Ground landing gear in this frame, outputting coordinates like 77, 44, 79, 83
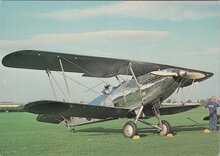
67, 125, 75, 133
154, 105, 171, 135
63, 117, 75, 133
123, 121, 137, 138
158, 120, 171, 136
122, 103, 172, 138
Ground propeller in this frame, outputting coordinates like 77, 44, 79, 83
151, 70, 205, 80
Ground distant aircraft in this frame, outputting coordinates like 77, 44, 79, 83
2, 50, 213, 138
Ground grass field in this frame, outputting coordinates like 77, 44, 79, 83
0, 107, 219, 156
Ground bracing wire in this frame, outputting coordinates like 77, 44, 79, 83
55, 71, 114, 103
62, 56, 109, 85
50, 72, 71, 102
61, 56, 131, 95
56, 71, 103, 96
84, 81, 104, 93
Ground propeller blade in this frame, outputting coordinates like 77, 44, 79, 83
150, 71, 178, 77
184, 72, 206, 79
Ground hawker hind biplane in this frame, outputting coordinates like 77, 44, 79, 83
2, 50, 213, 138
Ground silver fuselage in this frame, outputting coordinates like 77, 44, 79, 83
90, 74, 179, 109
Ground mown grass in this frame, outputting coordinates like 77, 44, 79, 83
0, 107, 219, 156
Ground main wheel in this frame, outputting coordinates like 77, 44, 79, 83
123, 121, 137, 138
158, 120, 171, 136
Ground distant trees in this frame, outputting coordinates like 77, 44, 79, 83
164, 98, 211, 104
199, 99, 208, 105
165, 99, 193, 104
0, 105, 24, 112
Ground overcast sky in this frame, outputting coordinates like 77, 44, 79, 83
0, 1, 219, 103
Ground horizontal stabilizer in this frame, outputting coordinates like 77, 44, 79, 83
37, 114, 63, 124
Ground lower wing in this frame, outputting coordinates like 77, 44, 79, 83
25, 100, 135, 123
25, 101, 200, 124
159, 104, 200, 115
143, 104, 200, 118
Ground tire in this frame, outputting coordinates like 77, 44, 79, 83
123, 121, 137, 138
158, 120, 171, 136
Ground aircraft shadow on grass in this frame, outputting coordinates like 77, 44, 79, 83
77, 127, 149, 137
171, 124, 208, 132
77, 127, 122, 134
76, 123, 209, 137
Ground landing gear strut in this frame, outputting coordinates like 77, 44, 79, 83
64, 117, 75, 133
123, 63, 171, 138
123, 105, 143, 138
122, 103, 172, 138
153, 105, 171, 136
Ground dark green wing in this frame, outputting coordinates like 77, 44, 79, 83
159, 104, 200, 115
25, 100, 135, 119
143, 104, 200, 117
2, 50, 159, 77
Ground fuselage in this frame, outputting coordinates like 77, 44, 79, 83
89, 73, 179, 109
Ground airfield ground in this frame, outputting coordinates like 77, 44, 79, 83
0, 107, 219, 156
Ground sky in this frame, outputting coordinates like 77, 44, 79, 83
0, 1, 219, 103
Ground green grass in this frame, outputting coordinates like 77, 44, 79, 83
0, 107, 219, 156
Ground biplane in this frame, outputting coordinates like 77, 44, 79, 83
2, 50, 213, 138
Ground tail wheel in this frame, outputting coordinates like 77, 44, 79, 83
123, 121, 137, 138
158, 120, 171, 136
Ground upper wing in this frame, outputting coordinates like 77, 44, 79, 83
2, 50, 213, 81
2, 50, 158, 77
25, 100, 135, 119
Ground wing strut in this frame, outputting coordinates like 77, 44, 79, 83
58, 58, 72, 102
129, 62, 140, 88
171, 79, 197, 105
47, 70, 71, 102
46, 69, 58, 100
128, 62, 144, 123
183, 79, 195, 105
